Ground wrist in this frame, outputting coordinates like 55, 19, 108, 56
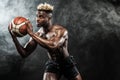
28, 31, 34, 36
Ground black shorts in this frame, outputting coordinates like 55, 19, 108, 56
45, 56, 79, 79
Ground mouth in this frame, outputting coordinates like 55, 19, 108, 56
36, 23, 41, 27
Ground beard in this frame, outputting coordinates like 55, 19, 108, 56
37, 23, 41, 27
37, 21, 49, 28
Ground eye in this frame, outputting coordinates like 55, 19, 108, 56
36, 14, 39, 17
37, 15, 45, 18
39, 15, 43, 18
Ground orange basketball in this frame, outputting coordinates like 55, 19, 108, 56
10, 16, 29, 37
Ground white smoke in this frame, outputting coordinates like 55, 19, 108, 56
0, 0, 57, 55
0, 0, 37, 54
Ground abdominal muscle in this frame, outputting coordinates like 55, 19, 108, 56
38, 27, 69, 61
47, 40, 70, 61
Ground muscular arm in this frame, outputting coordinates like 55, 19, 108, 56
12, 37, 37, 58
8, 23, 41, 58
27, 25, 68, 49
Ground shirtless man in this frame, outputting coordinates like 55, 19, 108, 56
8, 3, 82, 80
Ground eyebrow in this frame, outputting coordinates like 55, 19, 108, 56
36, 11, 48, 16
37, 11, 46, 14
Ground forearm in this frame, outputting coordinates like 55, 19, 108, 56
28, 32, 57, 49
9, 25, 29, 58
12, 37, 27, 58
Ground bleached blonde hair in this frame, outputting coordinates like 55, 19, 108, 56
37, 3, 54, 11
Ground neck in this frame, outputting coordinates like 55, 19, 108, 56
43, 20, 52, 33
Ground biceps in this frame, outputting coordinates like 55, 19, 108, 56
51, 31, 68, 46
57, 37, 66, 45
51, 36, 67, 47
24, 38, 37, 53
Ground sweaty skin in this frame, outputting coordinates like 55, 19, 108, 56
27, 23, 69, 61
8, 10, 82, 80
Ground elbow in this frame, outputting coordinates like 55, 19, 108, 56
48, 42, 60, 49
18, 51, 29, 58
20, 54, 28, 58
48, 45, 58, 49
43, 41, 60, 49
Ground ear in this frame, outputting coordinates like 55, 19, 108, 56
48, 16, 51, 21
48, 13, 52, 19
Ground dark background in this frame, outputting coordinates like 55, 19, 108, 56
0, 0, 120, 80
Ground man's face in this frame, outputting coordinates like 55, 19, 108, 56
36, 11, 49, 27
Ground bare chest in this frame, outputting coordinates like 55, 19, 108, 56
45, 32, 56, 39
37, 27, 57, 40
38, 30, 56, 40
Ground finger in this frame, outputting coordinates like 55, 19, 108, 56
8, 23, 12, 31
26, 18, 29, 20
25, 20, 30, 24
9, 23, 12, 30
27, 22, 33, 28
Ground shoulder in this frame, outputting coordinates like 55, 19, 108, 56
52, 24, 68, 37
52, 24, 68, 33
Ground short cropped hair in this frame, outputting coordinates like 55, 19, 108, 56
37, 3, 54, 12
37, 3, 54, 18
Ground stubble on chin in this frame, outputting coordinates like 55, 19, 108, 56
37, 23, 41, 27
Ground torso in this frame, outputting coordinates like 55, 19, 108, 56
37, 25, 69, 61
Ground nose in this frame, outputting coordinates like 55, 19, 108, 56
36, 18, 39, 23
